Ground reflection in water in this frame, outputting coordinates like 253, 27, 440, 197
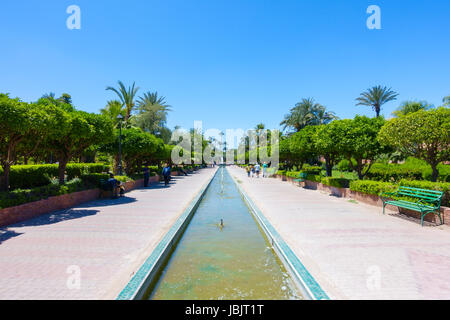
148, 167, 301, 300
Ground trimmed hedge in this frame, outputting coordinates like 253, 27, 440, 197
365, 162, 450, 182
286, 171, 301, 178
0, 163, 111, 190
350, 179, 449, 206
349, 180, 396, 196
0, 178, 86, 209
301, 166, 322, 175
321, 177, 351, 189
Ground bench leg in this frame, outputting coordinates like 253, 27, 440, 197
436, 211, 443, 226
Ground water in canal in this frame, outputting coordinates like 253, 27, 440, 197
147, 167, 301, 300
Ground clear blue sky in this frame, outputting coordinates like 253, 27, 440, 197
1, 0, 449, 133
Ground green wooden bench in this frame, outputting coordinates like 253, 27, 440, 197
293, 172, 308, 185
380, 186, 444, 226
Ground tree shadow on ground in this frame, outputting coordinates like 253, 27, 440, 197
0, 228, 23, 244
12, 208, 101, 228
80, 195, 138, 208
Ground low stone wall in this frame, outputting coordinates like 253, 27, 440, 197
272, 173, 450, 226
0, 176, 160, 228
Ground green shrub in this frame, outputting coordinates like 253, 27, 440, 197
321, 177, 351, 188
301, 166, 322, 175
349, 180, 396, 196
66, 163, 110, 179
80, 173, 110, 188
306, 174, 322, 183
0, 163, 111, 190
276, 170, 287, 176
336, 159, 357, 172
398, 179, 449, 206
365, 161, 449, 182
0, 182, 75, 209
286, 171, 301, 178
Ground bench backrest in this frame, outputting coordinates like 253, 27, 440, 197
397, 186, 443, 203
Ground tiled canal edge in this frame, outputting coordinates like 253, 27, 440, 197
228, 169, 330, 301
116, 169, 218, 300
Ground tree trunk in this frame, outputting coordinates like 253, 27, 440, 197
1, 163, 11, 191
58, 159, 69, 185
431, 163, 439, 182
325, 156, 333, 177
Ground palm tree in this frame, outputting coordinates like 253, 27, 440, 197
392, 100, 433, 117
356, 85, 399, 118
106, 81, 139, 122
100, 100, 126, 126
132, 91, 172, 136
280, 98, 336, 132
312, 105, 337, 125
443, 96, 450, 107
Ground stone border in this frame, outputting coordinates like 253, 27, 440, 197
0, 176, 160, 228
229, 169, 330, 301
272, 174, 450, 226
116, 169, 218, 300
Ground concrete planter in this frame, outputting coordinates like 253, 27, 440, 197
0, 189, 101, 228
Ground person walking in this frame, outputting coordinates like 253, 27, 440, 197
262, 162, 268, 178
162, 164, 171, 186
143, 166, 150, 187
255, 163, 261, 178
246, 165, 251, 177
250, 164, 255, 178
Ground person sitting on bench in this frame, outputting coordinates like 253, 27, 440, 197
107, 173, 124, 199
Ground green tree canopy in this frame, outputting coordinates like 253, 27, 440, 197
0, 94, 54, 190
280, 98, 336, 132
42, 107, 114, 184
339, 116, 388, 179
378, 107, 450, 181
392, 100, 433, 117
289, 125, 319, 169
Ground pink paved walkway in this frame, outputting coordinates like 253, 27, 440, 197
0, 168, 217, 300
228, 166, 450, 300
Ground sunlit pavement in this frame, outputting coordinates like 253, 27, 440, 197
0, 168, 217, 300
228, 166, 450, 300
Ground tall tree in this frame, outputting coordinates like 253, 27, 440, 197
133, 91, 172, 137
100, 100, 126, 126
43, 109, 114, 184
339, 116, 388, 179
443, 96, 450, 107
378, 107, 450, 182
392, 100, 432, 117
356, 86, 399, 118
0, 94, 53, 190
280, 98, 336, 132
106, 81, 139, 122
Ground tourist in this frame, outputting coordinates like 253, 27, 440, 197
262, 162, 268, 178
246, 165, 251, 177
255, 163, 261, 178
250, 164, 255, 177
162, 164, 171, 186
143, 166, 150, 187
107, 173, 120, 199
